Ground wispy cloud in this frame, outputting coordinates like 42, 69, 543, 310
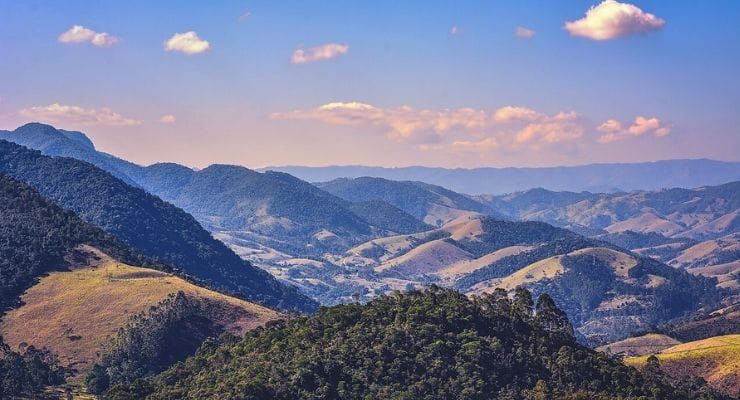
597, 116, 671, 143
19, 103, 140, 126
164, 31, 210, 55
564, 0, 665, 40
515, 27, 536, 39
58, 25, 119, 48
273, 102, 670, 153
159, 114, 176, 124
291, 43, 349, 64
238, 11, 252, 22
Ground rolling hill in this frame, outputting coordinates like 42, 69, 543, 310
0, 140, 316, 313
0, 245, 280, 375
626, 335, 740, 397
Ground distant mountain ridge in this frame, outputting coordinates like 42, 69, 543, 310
266, 160, 740, 195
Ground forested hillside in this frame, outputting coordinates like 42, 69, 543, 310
106, 287, 729, 400
0, 140, 316, 313
0, 173, 154, 312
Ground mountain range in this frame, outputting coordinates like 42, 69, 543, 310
267, 160, 740, 195
0, 122, 737, 397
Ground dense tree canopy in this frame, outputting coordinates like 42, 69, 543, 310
107, 287, 728, 399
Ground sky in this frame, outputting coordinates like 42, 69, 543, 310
0, 0, 739, 169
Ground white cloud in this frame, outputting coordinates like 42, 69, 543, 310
291, 43, 349, 64
564, 0, 665, 40
515, 27, 536, 39
18, 103, 140, 126
160, 114, 176, 124
58, 25, 119, 48
164, 31, 210, 55
598, 116, 671, 143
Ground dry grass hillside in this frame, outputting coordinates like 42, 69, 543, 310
597, 333, 682, 357
626, 335, 740, 396
0, 246, 281, 375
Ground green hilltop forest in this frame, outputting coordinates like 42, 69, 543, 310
106, 287, 729, 400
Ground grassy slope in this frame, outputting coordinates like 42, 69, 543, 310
597, 333, 682, 357
626, 335, 740, 396
0, 247, 280, 374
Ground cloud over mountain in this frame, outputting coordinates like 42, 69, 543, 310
598, 116, 671, 143
18, 103, 140, 127
272, 102, 669, 153
564, 0, 665, 40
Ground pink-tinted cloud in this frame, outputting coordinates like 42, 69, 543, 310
598, 116, 671, 143
291, 43, 349, 64
564, 0, 665, 40
159, 114, 176, 124
58, 25, 119, 48
515, 27, 536, 39
273, 102, 673, 155
18, 103, 140, 126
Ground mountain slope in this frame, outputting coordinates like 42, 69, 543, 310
0, 124, 430, 261
109, 287, 728, 400
317, 176, 501, 226
0, 140, 316, 312
0, 173, 155, 312
0, 246, 280, 375
135, 165, 380, 256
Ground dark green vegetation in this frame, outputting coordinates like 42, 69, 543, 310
1, 336, 65, 398
0, 139, 316, 312
87, 291, 242, 394
107, 287, 728, 400
0, 173, 154, 312
318, 176, 503, 225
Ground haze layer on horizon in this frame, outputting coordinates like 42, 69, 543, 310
1, 0, 738, 169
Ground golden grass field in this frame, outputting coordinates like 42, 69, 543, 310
0, 247, 280, 375
626, 334, 740, 396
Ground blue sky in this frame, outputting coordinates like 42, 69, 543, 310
1, 1, 738, 168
